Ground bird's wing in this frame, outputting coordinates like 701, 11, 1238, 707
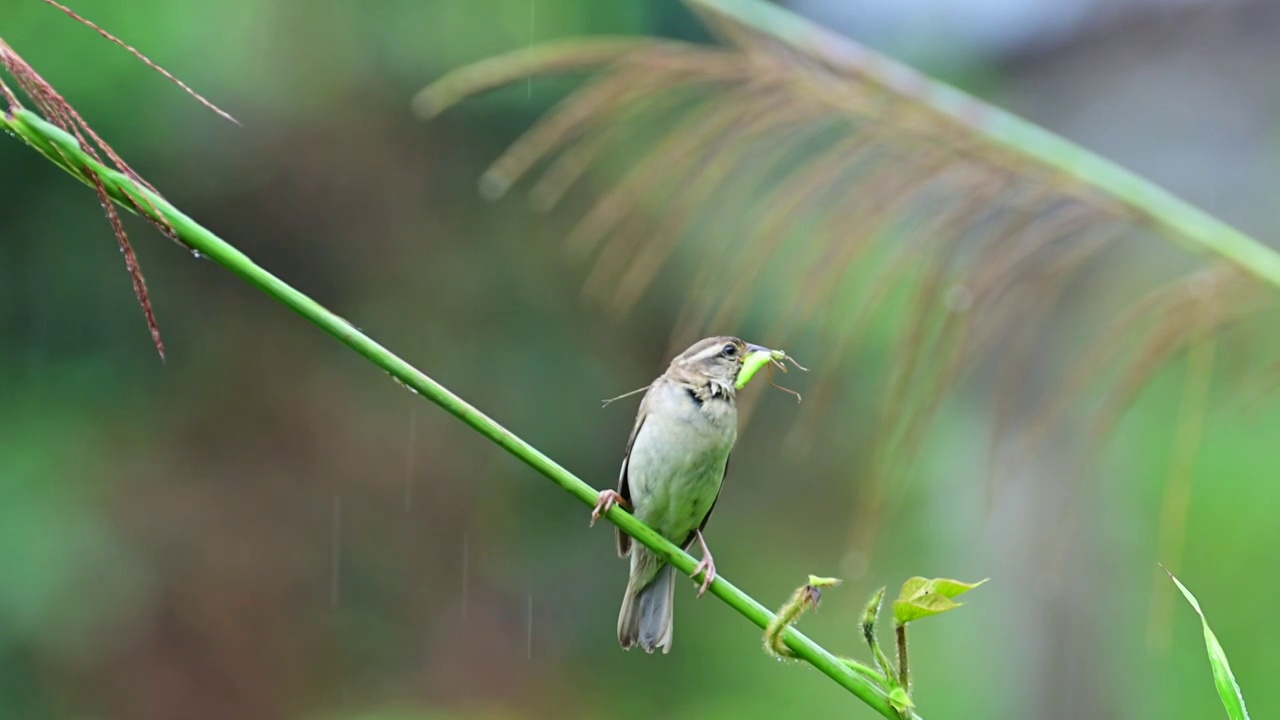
684, 452, 729, 550
614, 382, 653, 557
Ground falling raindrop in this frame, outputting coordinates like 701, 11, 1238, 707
392, 375, 421, 395
405, 408, 417, 511
526, 594, 534, 659
461, 532, 470, 620
331, 494, 343, 609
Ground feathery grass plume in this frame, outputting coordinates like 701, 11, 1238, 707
38, 0, 239, 126
1146, 335, 1215, 653
0, 3, 236, 359
1, 40, 165, 358
415, 0, 1280, 574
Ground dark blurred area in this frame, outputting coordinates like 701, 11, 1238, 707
2, 1, 1278, 719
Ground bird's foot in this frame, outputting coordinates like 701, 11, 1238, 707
692, 530, 716, 598
590, 489, 629, 527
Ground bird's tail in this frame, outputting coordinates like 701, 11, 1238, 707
616, 546, 675, 654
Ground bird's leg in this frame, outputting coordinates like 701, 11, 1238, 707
590, 489, 629, 527
692, 530, 717, 598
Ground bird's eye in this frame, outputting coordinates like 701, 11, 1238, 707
722, 343, 738, 357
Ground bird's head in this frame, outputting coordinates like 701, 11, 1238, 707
667, 336, 772, 395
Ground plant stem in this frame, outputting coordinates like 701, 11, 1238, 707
862, 587, 897, 683
867, 624, 897, 684
841, 658, 890, 688
0, 106, 919, 720
896, 623, 909, 690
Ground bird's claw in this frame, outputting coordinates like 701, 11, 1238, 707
693, 557, 716, 598
692, 530, 716, 598
590, 489, 629, 527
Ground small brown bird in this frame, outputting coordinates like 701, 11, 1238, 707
592, 336, 770, 654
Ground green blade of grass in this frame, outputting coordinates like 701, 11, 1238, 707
1162, 565, 1250, 720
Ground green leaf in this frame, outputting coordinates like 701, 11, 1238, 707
892, 577, 987, 625
888, 686, 915, 714
1163, 566, 1250, 720
926, 578, 987, 598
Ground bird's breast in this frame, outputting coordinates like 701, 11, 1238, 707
626, 382, 737, 540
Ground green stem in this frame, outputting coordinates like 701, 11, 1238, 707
896, 623, 909, 690
1, 106, 918, 720
862, 587, 898, 684
867, 623, 897, 684
841, 657, 890, 688
688, 0, 1280, 290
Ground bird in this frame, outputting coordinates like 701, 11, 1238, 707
590, 335, 771, 654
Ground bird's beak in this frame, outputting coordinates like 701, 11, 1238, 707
735, 344, 782, 389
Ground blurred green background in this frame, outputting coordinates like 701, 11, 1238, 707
3, 1, 1279, 718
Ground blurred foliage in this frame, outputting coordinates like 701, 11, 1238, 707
2, 1, 1279, 719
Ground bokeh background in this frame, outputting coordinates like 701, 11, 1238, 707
2, 1, 1279, 718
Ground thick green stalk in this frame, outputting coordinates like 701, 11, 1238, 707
688, 0, 1280, 289
1, 107, 915, 720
